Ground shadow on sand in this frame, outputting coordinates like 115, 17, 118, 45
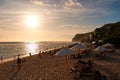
10, 69, 19, 80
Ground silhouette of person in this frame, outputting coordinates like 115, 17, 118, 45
39, 51, 42, 59
29, 53, 31, 57
17, 56, 21, 70
1, 56, 3, 62
94, 70, 102, 80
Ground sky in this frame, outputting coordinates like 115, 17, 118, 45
0, 0, 120, 42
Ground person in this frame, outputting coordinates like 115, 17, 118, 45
29, 53, 31, 57
88, 60, 93, 69
94, 70, 102, 80
39, 51, 42, 59
1, 56, 3, 62
17, 56, 21, 70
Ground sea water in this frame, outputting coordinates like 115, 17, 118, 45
0, 42, 72, 60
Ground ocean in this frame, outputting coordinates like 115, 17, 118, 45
0, 42, 73, 60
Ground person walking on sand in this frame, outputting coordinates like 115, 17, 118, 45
1, 56, 3, 62
17, 56, 21, 70
29, 53, 31, 57
39, 51, 42, 59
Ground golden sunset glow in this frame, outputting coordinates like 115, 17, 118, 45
0, 0, 119, 42
25, 15, 39, 28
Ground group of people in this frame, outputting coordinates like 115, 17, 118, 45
15, 51, 42, 70
70, 59, 108, 80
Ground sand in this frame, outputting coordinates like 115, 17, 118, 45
90, 49, 120, 80
0, 54, 75, 80
0, 49, 120, 80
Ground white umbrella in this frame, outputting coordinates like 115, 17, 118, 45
94, 46, 109, 52
103, 43, 114, 47
54, 48, 75, 65
71, 44, 86, 54
54, 48, 75, 56
103, 43, 115, 52
71, 44, 86, 50
81, 42, 91, 47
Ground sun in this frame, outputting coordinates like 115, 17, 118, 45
25, 15, 39, 28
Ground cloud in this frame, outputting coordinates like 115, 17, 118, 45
57, 24, 96, 33
31, 0, 57, 8
30, 0, 108, 16
58, 24, 85, 32
31, 0, 50, 6
103, 0, 118, 2
63, 0, 84, 10
59, 24, 80, 28
31, 0, 84, 9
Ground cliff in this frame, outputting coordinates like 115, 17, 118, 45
72, 21, 120, 47
72, 32, 92, 42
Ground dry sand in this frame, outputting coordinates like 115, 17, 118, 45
0, 49, 120, 80
89, 49, 120, 80
0, 54, 75, 80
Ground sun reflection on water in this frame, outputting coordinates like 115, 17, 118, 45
25, 42, 39, 55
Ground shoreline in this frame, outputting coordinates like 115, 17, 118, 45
0, 48, 120, 80
0, 42, 76, 64
0, 51, 75, 80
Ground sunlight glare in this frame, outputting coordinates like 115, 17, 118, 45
25, 42, 38, 55
25, 15, 39, 28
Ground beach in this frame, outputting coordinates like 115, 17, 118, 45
0, 53, 75, 80
0, 0, 120, 80
0, 49, 120, 80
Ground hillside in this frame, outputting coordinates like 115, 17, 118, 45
72, 21, 120, 47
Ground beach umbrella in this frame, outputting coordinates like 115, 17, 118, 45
103, 43, 114, 48
54, 48, 75, 65
54, 48, 75, 56
81, 42, 91, 47
103, 43, 115, 53
94, 46, 109, 52
94, 46, 110, 58
71, 44, 87, 54
71, 44, 86, 50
